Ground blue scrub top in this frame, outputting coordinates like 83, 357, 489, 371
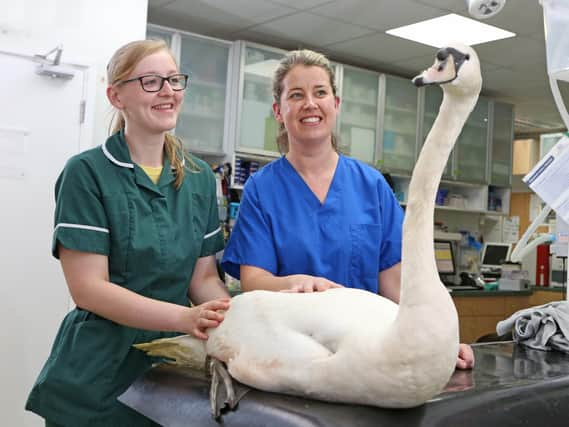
222, 155, 404, 293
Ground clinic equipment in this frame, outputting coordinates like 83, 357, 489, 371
480, 242, 512, 272
475, 0, 569, 300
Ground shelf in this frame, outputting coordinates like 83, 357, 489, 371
235, 148, 281, 160
385, 105, 416, 115
342, 97, 377, 107
182, 110, 224, 120
383, 129, 416, 138
400, 202, 501, 215
340, 117, 376, 128
187, 147, 225, 157
244, 72, 272, 85
192, 79, 225, 89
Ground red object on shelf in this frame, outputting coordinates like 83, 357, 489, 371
535, 244, 550, 287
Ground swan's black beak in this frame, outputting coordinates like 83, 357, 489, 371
412, 47, 470, 87
439, 47, 470, 74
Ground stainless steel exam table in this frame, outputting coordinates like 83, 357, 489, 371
119, 342, 569, 427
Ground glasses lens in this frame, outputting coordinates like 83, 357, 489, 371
140, 75, 161, 92
169, 74, 187, 91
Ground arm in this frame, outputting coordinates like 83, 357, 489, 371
188, 255, 230, 303
456, 343, 475, 370
378, 262, 401, 303
60, 246, 229, 340
240, 264, 342, 293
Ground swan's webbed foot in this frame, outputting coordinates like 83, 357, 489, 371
208, 356, 238, 419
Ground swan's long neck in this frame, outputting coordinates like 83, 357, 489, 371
399, 90, 479, 306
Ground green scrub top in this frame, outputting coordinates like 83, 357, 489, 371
26, 131, 224, 426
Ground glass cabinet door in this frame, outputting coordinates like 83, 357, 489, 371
422, 85, 452, 179
455, 98, 489, 183
381, 75, 418, 173
176, 34, 230, 155
490, 102, 514, 186
146, 26, 172, 45
237, 46, 284, 155
338, 67, 379, 164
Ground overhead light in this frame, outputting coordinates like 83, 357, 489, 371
386, 13, 515, 48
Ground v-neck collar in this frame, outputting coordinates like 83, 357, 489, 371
102, 130, 177, 196
282, 154, 342, 207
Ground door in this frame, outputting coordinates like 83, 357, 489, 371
0, 51, 88, 427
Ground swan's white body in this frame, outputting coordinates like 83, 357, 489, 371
138, 43, 482, 408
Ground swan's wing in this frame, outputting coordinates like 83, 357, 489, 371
208, 288, 398, 392
134, 334, 207, 370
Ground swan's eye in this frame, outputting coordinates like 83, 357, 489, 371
437, 64, 444, 72
465, 54, 470, 60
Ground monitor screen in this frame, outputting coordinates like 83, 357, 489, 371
481, 242, 511, 268
434, 240, 455, 275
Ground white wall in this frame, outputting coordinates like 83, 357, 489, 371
0, 0, 149, 150
0, 1, 148, 426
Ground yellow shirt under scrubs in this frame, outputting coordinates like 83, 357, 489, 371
26, 130, 224, 426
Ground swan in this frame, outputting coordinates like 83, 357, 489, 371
136, 42, 482, 411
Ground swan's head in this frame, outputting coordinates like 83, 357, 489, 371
412, 43, 482, 96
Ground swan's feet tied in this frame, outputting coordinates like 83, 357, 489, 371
208, 357, 238, 419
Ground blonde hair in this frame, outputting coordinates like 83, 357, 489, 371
107, 39, 198, 188
272, 49, 339, 154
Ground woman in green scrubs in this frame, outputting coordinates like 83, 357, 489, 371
26, 39, 230, 426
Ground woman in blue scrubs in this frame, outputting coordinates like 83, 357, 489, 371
26, 40, 230, 426
222, 49, 474, 369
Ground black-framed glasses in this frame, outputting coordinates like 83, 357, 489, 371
119, 73, 189, 92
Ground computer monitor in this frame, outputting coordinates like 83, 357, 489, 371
481, 242, 512, 270
434, 240, 455, 275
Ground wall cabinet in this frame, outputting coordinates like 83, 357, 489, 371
147, 26, 514, 214
232, 42, 285, 156
147, 25, 232, 156
455, 98, 489, 184
421, 87, 490, 184
378, 75, 418, 174
338, 66, 380, 164
490, 102, 514, 186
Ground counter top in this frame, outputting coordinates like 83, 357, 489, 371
449, 286, 566, 297
119, 342, 569, 427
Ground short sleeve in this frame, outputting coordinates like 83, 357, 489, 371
221, 177, 277, 279
52, 156, 110, 259
199, 169, 225, 257
378, 176, 404, 271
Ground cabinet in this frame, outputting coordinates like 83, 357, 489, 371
455, 98, 489, 184
146, 26, 173, 45
422, 85, 450, 178
378, 75, 419, 174
490, 102, 514, 186
146, 25, 232, 156
338, 66, 380, 164
232, 42, 285, 156
421, 87, 489, 184
453, 289, 564, 343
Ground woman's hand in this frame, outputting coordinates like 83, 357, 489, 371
456, 343, 475, 370
186, 298, 230, 340
282, 275, 343, 293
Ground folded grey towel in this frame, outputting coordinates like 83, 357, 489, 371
496, 301, 569, 353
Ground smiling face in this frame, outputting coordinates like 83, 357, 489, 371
107, 50, 184, 136
273, 65, 340, 149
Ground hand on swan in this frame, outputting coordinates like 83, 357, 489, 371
185, 298, 231, 340
456, 343, 475, 370
281, 274, 344, 293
